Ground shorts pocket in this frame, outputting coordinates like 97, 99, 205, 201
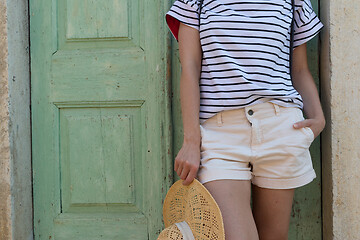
294, 108, 315, 143
303, 126, 315, 142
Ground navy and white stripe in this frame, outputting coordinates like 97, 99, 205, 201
166, 0, 323, 124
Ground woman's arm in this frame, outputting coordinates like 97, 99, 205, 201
291, 43, 326, 138
174, 22, 203, 185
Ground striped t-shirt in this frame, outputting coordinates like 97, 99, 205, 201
166, 0, 324, 124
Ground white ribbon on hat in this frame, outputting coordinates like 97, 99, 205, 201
175, 221, 195, 240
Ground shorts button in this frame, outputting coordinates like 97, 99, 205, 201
248, 109, 254, 115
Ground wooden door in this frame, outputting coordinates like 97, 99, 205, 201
30, 0, 172, 239
170, 0, 322, 239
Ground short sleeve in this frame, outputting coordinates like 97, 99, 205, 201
165, 0, 200, 41
293, 0, 324, 48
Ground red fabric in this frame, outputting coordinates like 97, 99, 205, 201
166, 14, 180, 41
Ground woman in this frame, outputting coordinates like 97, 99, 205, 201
165, 0, 325, 239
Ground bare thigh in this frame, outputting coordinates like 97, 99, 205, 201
252, 185, 295, 240
203, 180, 259, 240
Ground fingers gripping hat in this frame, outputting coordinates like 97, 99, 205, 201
157, 179, 225, 240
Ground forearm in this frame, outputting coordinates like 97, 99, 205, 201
180, 70, 201, 145
292, 69, 325, 122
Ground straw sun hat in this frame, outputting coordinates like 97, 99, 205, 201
157, 179, 225, 240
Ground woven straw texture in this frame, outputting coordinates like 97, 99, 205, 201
162, 179, 225, 240
157, 224, 184, 240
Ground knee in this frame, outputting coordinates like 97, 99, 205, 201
258, 230, 288, 240
256, 219, 289, 240
225, 231, 259, 240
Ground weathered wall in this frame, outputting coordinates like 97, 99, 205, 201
0, 0, 32, 239
0, 0, 12, 239
320, 0, 360, 239
7, 0, 33, 239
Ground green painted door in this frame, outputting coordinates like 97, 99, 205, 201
170, 0, 322, 239
30, 0, 172, 239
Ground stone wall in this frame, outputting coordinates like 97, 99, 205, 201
320, 0, 360, 239
0, 0, 32, 239
0, 0, 12, 239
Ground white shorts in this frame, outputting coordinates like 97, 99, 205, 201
196, 102, 316, 189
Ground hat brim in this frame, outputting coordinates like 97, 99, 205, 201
162, 179, 225, 239
157, 224, 183, 240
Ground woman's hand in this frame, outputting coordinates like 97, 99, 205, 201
293, 116, 326, 139
175, 140, 201, 186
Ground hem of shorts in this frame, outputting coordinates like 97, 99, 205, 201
197, 169, 252, 185
251, 169, 316, 190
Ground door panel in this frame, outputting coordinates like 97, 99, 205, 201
30, 0, 171, 239
57, 0, 141, 50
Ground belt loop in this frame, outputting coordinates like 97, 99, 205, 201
273, 103, 280, 115
217, 111, 223, 126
